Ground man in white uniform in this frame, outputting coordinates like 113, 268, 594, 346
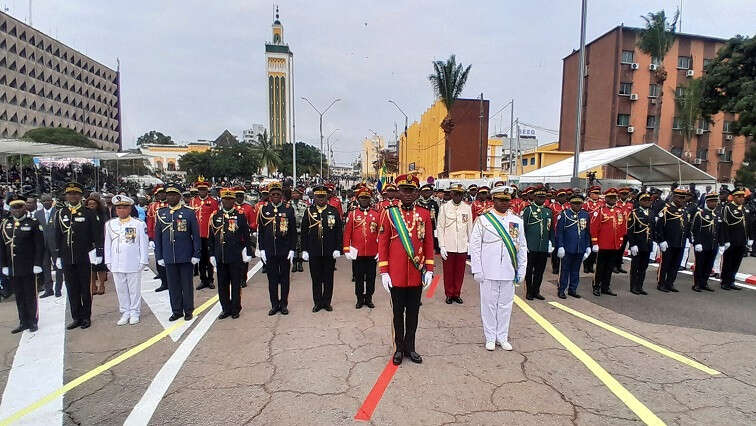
104, 195, 149, 325
469, 187, 527, 351
437, 183, 473, 304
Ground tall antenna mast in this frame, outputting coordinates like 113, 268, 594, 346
28, 0, 31, 26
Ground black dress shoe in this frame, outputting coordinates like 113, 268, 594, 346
592, 288, 601, 297
365, 300, 375, 309
11, 325, 28, 334
668, 287, 679, 292
280, 306, 289, 315
268, 306, 279, 315
324, 305, 333, 312
445, 297, 453, 304
218, 312, 231, 320
601, 290, 617, 296
630, 289, 640, 295
692, 286, 702, 292
231, 313, 240, 319
312, 305, 321, 313
702, 286, 714, 292
207, 283, 215, 289
40, 291, 54, 298
55, 290, 62, 297
720, 284, 731, 290
558, 293, 567, 299
568, 291, 581, 298
392, 351, 403, 365
184, 313, 193, 321
241, 282, 247, 288
406, 351, 423, 364
80, 320, 91, 329
154, 286, 168, 292
526, 295, 534, 300
657, 285, 669, 292
66, 320, 82, 330
616, 267, 628, 274
355, 301, 363, 309
454, 297, 464, 304
731, 285, 742, 290
169, 313, 182, 321
196, 282, 209, 290
153, 275, 160, 280
678, 266, 686, 271
28, 324, 38, 332
639, 289, 648, 295
534, 294, 545, 300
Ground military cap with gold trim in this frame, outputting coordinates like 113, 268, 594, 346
112, 194, 135, 206
478, 185, 490, 194
556, 189, 568, 196
569, 193, 585, 203
220, 187, 236, 199
313, 185, 328, 196
449, 183, 465, 193
356, 186, 372, 198
732, 188, 746, 196
165, 183, 183, 194
468, 184, 478, 191
193, 176, 210, 189
638, 192, 651, 201
705, 191, 719, 200
532, 186, 547, 196
395, 174, 419, 189
493, 180, 506, 187
619, 187, 631, 194
604, 187, 619, 196
420, 183, 433, 191
588, 185, 601, 194
234, 186, 246, 195
7, 194, 26, 208
672, 187, 689, 196
64, 181, 83, 194
267, 181, 283, 192
152, 185, 165, 195
491, 186, 512, 200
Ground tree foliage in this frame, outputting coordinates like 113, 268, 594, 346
674, 78, 704, 144
374, 149, 399, 174
179, 143, 261, 182
736, 144, 756, 187
277, 142, 327, 177
700, 35, 756, 137
22, 127, 98, 148
252, 131, 281, 176
637, 9, 679, 78
136, 130, 174, 146
428, 54, 471, 175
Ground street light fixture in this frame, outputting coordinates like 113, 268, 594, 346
301, 96, 341, 180
326, 128, 340, 178
387, 100, 408, 173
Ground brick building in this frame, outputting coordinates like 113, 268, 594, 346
0, 11, 121, 150
558, 25, 749, 182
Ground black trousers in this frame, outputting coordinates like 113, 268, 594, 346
551, 250, 561, 274
721, 245, 746, 288
12, 275, 38, 327
658, 246, 684, 289
525, 251, 549, 297
615, 236, 628, 268
41, 246, 64, 293
199, 238, 214, 283
217, 262, 243, 315
156, 262, 167, 288
593, 249, 619, 292
630, 252, 650, 291
693, 249, 716, 289
390, 286, 422, 353
64, 262, 92, 322
166, 262, 194, 315
266, 255, 290, 308
583, 251, 596, 270
309, 255, 336, 307
354, 257, 377, 301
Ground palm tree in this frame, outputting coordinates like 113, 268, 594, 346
638, 9, 679, 142
252, 130, 281, 176
675, 78, 704, 149
428, 54, 471, 176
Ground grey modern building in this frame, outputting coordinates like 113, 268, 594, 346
1, 11, 122, 151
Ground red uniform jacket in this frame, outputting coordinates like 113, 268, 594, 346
146, 201, 166, 240
249, 200, 267, 231
550, 202, 564, 230
190, 196, 219, 238
343, 207, 380, 257
235, 202, 255, 231
328, 196, 343, 217
512, 199, 530, 216
590, 205, 628, 250
378, 205, 435, 287
583, 198, 603, 213
377, 199, 399, 211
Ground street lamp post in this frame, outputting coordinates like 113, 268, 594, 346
301, 97, 341, 181
326, 128, 340, 179
387, 100, 408, 173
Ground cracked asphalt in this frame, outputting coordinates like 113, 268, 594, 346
1, 256, 756, 425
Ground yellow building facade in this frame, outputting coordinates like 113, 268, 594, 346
399, 101, 446, 176
139, 142, 211, 174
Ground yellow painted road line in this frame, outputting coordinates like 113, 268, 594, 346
549, 302, 720, 376
514, 296, 665, 426
0, 295, 220, 426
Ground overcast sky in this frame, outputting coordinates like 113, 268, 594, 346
5, 1, 754, 164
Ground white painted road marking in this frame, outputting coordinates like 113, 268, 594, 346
0, 286, 67, 425
139, 267, 195, 341
124, 261, 263, 426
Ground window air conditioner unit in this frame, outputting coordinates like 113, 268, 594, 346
693, 158, 702, 165
717, 148, 726, 155
630, 63, 639, 70
629, 93, 639, 101
684, 151, 692, 158
650, 98, 657, 104
627, 126, 635, 133
649, 64, 658, 71
686, 69, 695, 77
696, 128, 704, 135
725, 134, 734, 141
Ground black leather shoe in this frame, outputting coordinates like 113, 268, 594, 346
601, 290, 617, 296
558, 292, 567, 299
169, 313, 182, 321
392, 351, 403, 366
638, 289, 648, 295
28, 324, 38, 332
526, 295, 534, 300
355, 301, 363, 309
534, 294, 545, 300
231, 313, 240, 319
218, 312, 231, 320
154, 286, 168, 292
80, 320, 91, 329
630, 289, 640, 295
11, 325, 28, 334
406, 351, 423, 364
207, 283, 215, 289
324, 305, 333, 312
40, 291, 54, 298
241, 282, 247, 288
592, 288, 601, 297
731, 285, 742, 291
292, 262, 298, 273
445, 297, 453, 304
365, 299, 375, 308
692, 286, 702, 292
268, 306, 279, 316
184, 313, 193, 321
312, 305, 321, 313
616, 267, 628, 274
66, 320, 81, 330
568, 291, 581, 298
454, 297, 464, 304
280, 306, 289, 315
668, 287, 679, 292
702, 286, 714, 292
55, 290, 62, 297
657, 285, 669, 293
196, 282, 209, 290
720, 284, 731, 290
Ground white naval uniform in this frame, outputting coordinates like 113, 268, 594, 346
104, 217, 149, 318
437, 200, 474, 253
469, 209, 528, 344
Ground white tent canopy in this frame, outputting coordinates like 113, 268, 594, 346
0, 139, 152, 161
519, 144, 716, 185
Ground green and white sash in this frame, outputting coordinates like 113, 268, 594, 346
482, 211, 519, 281
387, 206, 424, 274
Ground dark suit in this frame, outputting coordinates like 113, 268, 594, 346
35, 207, 64, 294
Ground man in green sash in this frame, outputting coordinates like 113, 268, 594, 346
469, 187, 528, 351
522, 186, 553, 300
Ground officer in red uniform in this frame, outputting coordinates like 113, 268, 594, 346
549, 189, 568, 274
471, 186, 491, 220
343, 186, 380, 309
235, 187, 255, 287
378, 174, 435, 366
326, 183, 343, 218
190, 177, 219, 290
252, 186, 269, 233
589, 188, 627, 297
378, 183, 399, 210
147, 185, 169, 291
612, 187, 633, 273
582, 185, 603, 273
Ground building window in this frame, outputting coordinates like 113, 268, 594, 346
617, 114, 630, 127
530, 158, 536, 165
672, 116, 682, 129
675, 86, 686, 98
621, 50, 634, 64
723, 121, 733, 133
722, 150, 732, 162
703, 58, 713, 70
646, 115, 656, 129
618, 82, 632, 95
677, 56, 692, 69
648, 84, 660, 98
697, 149, 708, 160
671, 147, 683, 158
698, 119, 709, 131
522, 159, 528, 167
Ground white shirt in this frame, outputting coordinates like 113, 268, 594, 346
469, 209, 528, 281
104, 216, 149, 273
437, 200, 474, 253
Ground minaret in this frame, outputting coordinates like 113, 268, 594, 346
265, 6, 293, 146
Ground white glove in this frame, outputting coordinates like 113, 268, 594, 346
723, 242, 730, 250
583, 248, 591, 260
473, 272, 483, 283
592, 244, 599, 253
1, 267, 8, 276
33, 266, 42, 274
548, 241, 554, 254
157, 259, 165, 267
191, 257, 200, 265
88, 249, 102, 265
440, 247, 448, 260
149, 240, 155, 250
332, 250, 341, 259
56, 258, 63, 269
630, 246, 638, 256
209, 256, 217, 267
749, 240, 754, 248
253, 232, 258, 239
694, 244, 703, 253
346, 246, 358, 260
260, 250, 267, 263
659, 241, 669, 252
381, 273, 392, 293
241, 248, 252, 263
255, 248, 261, 258
287, 250, 295, 261
302, 251, 309, 262
557, 247, 565, 258
374, 254, 379, 261
423, 271, 433, 290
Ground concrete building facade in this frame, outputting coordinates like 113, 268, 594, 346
361, 135, 385, 178
0, 11, 121, 151
265, 7, 293, 146
559, 25, 749, 182
139, 142, 211, 175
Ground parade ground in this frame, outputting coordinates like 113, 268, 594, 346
1, 255, 756, 425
